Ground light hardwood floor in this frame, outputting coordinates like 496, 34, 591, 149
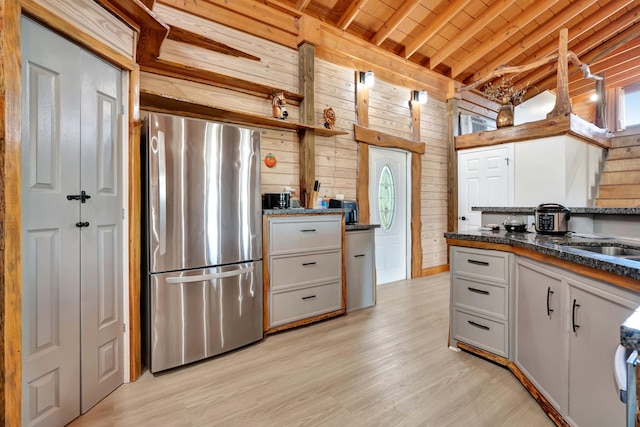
69, 273, 553, 427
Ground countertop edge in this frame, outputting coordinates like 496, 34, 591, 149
472, 207, 640, 215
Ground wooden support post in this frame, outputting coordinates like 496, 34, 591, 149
356, 71, 370, 127
411, 152, 422, 278
357, 143, 370, 223
410, 96, 420, 141
447, 98, 459, 234
549, 28, 573, 118
298, 42, 316, 207
594, 73, 606, 129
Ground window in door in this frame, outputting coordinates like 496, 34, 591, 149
378, 164, 395, 230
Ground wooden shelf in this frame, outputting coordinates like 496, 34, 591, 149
454, 113, 612, 150
140, 91, 348, 136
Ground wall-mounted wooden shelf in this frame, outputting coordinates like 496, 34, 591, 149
140, 91, 348, 136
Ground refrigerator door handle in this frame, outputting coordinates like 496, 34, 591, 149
157, 130, 167, 255
165, 265, 255, 283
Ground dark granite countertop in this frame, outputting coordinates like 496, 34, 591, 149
445, 229, 640, 350
346, 223, 381, 231
263, 208, 348, 215
472, 207, 640, 215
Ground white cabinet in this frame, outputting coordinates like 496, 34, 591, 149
515, 258, 568, 413
266, 215, 344, 331
345, 229, 376, 312
449, 246, 513, 358
515, 256, 640, 427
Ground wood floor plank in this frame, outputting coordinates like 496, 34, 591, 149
69, 274, 553, 427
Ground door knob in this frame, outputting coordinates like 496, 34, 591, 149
461, 216, 467, 221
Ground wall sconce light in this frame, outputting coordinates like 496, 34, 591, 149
590, 93, 598, 102
413, 90, 428, 105
360, 71, 375, 88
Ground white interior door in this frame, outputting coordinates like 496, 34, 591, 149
458, 145, 514, 231
21, 17, 123, 426
369, 147, 410, 284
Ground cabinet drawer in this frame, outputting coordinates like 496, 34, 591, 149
451, 246, 510, 284
452, 277, 507, 320
453, 309, 508, 357
269, 216, 342, 255
270, 250, 341, 290
270, 282, 342, 327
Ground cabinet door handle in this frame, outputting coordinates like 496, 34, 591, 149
467, 259, 489, 266
302, 295, 317, 300
467, 287, 489, 295
572, 299, 581, 333
468, 320, 490, 331
546, 287, 554, 316
300, 229, 316, 232
354, 254, 366, 258
302, 262, 317, 266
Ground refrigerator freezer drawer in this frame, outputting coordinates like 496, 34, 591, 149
149, 261, 263, 373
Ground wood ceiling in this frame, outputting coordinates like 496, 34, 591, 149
283, 0, 640, 100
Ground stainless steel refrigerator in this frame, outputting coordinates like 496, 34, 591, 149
142, 113, 263, 373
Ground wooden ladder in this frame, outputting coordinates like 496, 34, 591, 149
596, 133, 640, 207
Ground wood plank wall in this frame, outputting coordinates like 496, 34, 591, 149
146, 3, 449, 272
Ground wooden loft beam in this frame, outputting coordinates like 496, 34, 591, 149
451, 0, 557, 79
166, 25, 260, 60
567, 42, 640, 91
429, 0, 517, 69
470, 0, 599, 83
571, 61, 640, 97
403, 0, 472, 59
336, 0, 370, 30
516, 2, 640, 96
549, 29, 571, 117
371, 0, 421, 47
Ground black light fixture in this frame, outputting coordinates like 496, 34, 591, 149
413, 90, 428, 104
359, 70, 375, 88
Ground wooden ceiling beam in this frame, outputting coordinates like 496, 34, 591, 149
371, 0, 421, 47
471, 0, 599, 82
451, 0, 558, 79
570, 58, 640, 94
404, 0, 473, 59
571, 64, 640, 98
337, 0, 371, 30
295, 0, 312, 12
429, 0, 517, 70
523, 21, 640, 100
166, 25, 260, 60
567, 39, 640, 86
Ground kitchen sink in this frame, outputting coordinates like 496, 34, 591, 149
566, 245, 640, 257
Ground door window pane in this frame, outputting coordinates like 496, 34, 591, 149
378, 165, 395, 230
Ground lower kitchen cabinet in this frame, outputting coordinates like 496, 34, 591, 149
345, 229, 376, 312
515, 256, 640, 427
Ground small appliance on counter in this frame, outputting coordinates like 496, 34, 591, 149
535, 203, 571, 235
503, 215, 527, 232
263, 192, 290, 209
329, 199, 358, 224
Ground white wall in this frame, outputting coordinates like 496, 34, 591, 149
514, 91, 556, 125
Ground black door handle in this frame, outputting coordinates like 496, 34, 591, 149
67, 190, 91, 203
572, 299, 581, 333
75, 222, 90, 228
546, 287, 554, 316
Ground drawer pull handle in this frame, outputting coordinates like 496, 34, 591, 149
300, 229, 317, 232
546, 287, 554, 316
354, 254, 366, 258
467, 259, 489, 266
302, 262, 317, 266
468, 320, 490, 331
302, 295, 317, 300
572, 299, 581, 333
467, 287, 489, 295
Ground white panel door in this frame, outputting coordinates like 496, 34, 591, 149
79, 50, 124, 412
21, 17, 82, 427
458, 145, 514, 231
21, 17, 123, 426
369, 147, 409, 284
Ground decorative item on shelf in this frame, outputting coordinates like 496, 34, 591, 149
482, 76, 533, 128
323, 107, 336, 129
264, 153, 277, 168
271, 91, 288, 120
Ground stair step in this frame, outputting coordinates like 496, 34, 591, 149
608, 146, 640, 161
597, 184, 640, 199
601, 171, 640, 185
596, 198, 640, 208
602, 158, 640, 172
612, 135, 640, 148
